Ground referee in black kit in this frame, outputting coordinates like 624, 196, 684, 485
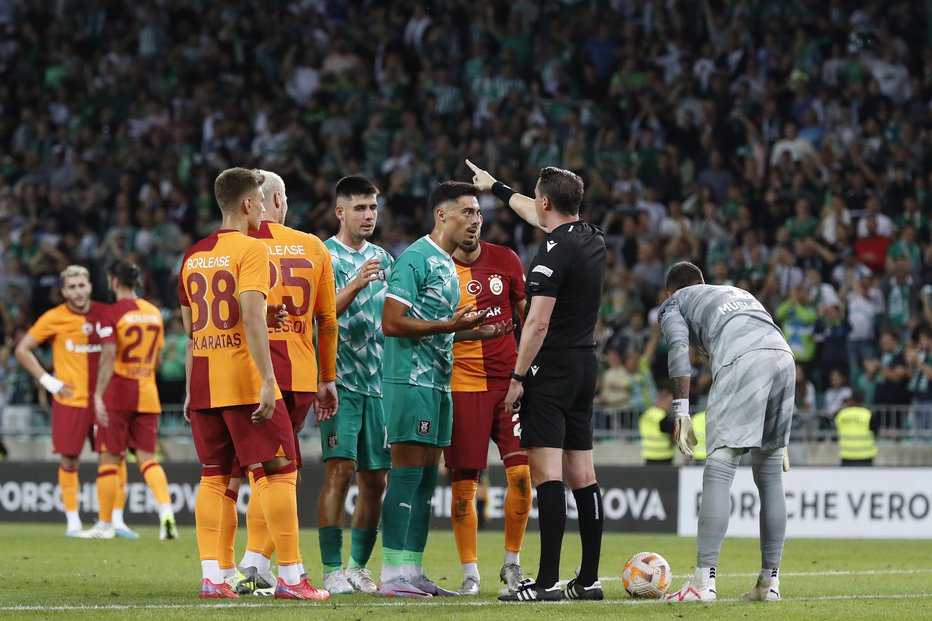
466, 160, 607, 602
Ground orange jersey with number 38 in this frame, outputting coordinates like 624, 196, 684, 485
250, 221, 336, 392
102, 298, 165, 413
178, 229, 282, 410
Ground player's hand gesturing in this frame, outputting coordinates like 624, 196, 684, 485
352, 258, 384, 291
465, 159, 497, 192
266, 303, 287, 329
448, 304, 488, 331
314, 380, 339, 422
476, 319, 514, 340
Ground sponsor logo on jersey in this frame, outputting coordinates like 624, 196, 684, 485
65, 339, 102, 354
530, 365, 539, 376
186, 256, 231, 270
489, 275, 503, 295
416, 419, 431, 436
546, 241, 557, 252
486, 305, 503, 318
466, 279, 482, 295
268, 244, 306, 257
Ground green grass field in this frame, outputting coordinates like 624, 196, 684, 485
1, 523, 930, 620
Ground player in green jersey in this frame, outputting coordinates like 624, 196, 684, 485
377, 182, 488, 598
317, 176, 394, 595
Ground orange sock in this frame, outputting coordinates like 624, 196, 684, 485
59, 466, 79, 513
245, 470, 273, 557
258, 465, 300, 566
219, 489, 238, 571
114, 459, 127, 511
504, 465, 532, 554
97, 465, 119, 523
140, 459, 171, 506
195, 472, 230, 562
451, 479, 479, 564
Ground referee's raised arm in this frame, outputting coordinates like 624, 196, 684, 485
465, 159, 549, 232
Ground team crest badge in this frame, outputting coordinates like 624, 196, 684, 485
327, 434, 338, 449
489, 275, 504, 295
416, 419, 431, 436
82, 322, 94, 335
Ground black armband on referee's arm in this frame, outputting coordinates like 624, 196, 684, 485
491, 181, 515, 205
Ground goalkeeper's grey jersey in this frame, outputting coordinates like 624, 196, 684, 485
657, 284, 791, 379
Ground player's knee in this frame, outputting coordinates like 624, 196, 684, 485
325, 459, 355, 488
451, 468, 480, 483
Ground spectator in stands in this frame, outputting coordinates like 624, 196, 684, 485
906, 325, 932, 434
865, 329, 911, 429
776, 285, 818, 380
823, 369, 853, 416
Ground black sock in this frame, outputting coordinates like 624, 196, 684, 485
535, 480, 566, 589
573, 483, 603, 586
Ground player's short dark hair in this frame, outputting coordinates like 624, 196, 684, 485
108, 259, 142, 289
665, 261, 705, 291
537, 166, 584, 215
335, 175, 378, 200
214, 167, 264, 212
428, 181, 479, 212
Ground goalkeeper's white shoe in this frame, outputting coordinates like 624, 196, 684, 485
743, 577, 781, 601
664, 577, 716, 603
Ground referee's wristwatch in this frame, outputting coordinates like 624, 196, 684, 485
510, 371, 525, 382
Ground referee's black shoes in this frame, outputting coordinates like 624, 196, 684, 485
497, 578, 562, 602
563, 578, 604, 600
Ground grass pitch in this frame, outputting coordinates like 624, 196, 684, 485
1, 523, 930, 620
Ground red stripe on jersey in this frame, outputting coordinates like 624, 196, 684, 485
253, 221, 275, 239
270, 339, 293, 391
189, 355, 212, 411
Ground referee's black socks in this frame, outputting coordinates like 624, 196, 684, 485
534, 480, 566, 589
573, 483, 604, 587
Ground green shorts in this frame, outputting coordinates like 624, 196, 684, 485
384, 382, 452, 447
318, 386, 391, 471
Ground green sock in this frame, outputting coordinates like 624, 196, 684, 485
403, 464, 438, 556
401, 550, 424, 566
380, 466, 423, 554
318, 525, 343, 573
349, 527, 378, 568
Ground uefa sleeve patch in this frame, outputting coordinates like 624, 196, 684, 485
531, 265, 554, 277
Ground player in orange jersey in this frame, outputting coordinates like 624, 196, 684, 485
448, 216, 531, 596
81, 260, 177, 541
15, 265, 111, 537
179, 167, 329, 600
224, 169, 338, 595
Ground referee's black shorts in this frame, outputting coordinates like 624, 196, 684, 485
519, 349, 598, 451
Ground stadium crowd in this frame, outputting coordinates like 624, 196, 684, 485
0, 0, 930, 433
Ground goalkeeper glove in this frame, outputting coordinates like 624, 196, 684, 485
672, 399, 698, 458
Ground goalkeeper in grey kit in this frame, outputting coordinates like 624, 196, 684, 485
657, 261, 794, 604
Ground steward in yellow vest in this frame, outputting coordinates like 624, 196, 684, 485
639, 391, 675, 465
834, 390, 877, 466
691, 411, 707, 461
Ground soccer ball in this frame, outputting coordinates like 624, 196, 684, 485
622, 552, 672, 598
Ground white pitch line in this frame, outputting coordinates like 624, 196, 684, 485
2, 568, 931, 612
2, 592, 932, 611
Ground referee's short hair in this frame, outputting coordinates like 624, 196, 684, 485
538, 166, 584, 215
428, 181, 479, 212
665, 261, 705, 292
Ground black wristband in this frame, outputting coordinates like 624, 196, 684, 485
491, 181, 516, 205
510, 371, 525, 382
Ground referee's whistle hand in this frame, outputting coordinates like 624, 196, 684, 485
505, 382, 524, 414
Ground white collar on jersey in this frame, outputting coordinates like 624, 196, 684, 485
424, 235, 451, 258
329, 236, 370, 254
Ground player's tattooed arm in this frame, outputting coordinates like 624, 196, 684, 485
670, 375, 691, 401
